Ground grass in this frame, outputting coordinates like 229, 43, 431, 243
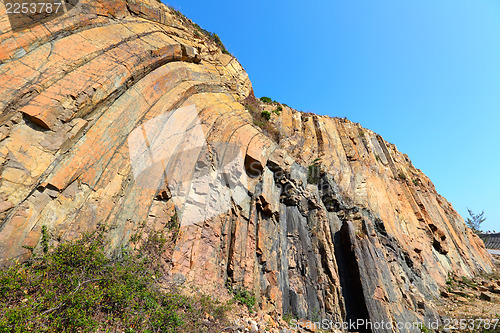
232, 288, 256, 313
282, 313, 296, 325
446, 272, 455, 286
0, 226, 230, 333
459, 276, 477, 288
253, 120, 265, 128
307, 158, 322, 184
420, 325, 431, 333
225, 280, 256, 314
190, 22, 230, 54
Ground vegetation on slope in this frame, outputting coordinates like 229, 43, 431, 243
168, 5, 231, 55
243, 92, 282, 143
438, 263, 500, 333
0, 226, 230, 333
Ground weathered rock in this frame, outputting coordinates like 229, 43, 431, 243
0, 1, 493, 332
479, 292, 492, 302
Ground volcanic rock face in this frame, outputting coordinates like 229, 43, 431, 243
0, 1, 493, 331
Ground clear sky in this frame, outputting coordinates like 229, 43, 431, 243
165, 0, 499, 232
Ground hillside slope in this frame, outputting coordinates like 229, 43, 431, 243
0, 1, 493, 331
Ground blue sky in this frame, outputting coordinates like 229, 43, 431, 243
166, 0, 499, 232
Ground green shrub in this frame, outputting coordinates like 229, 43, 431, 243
282, 312, 297, 325
226, 284, 256, 313
233, 288, 256, 313
260, 96, 272, 103
0, 227, 230, 332
397, 171, 407, 181
261, 110, 271, 121
225, 279, 256, 313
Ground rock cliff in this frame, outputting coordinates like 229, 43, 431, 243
0, 0, 493, 331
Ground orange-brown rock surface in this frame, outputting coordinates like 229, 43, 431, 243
0, 1, 493, 332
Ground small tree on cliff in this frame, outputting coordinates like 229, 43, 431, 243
465, 209, 486, 234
